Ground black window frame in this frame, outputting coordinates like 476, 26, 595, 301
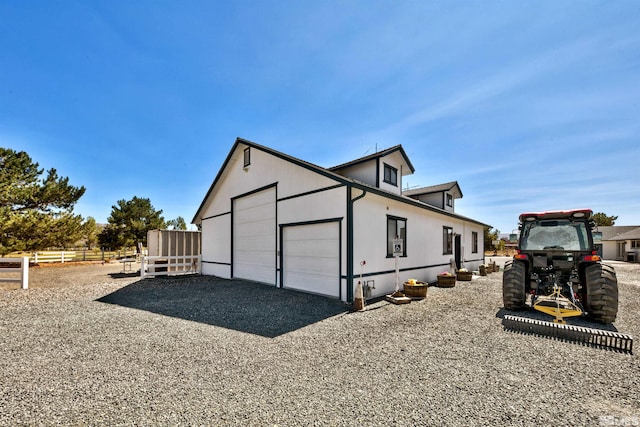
387, 215, 407, 257
446, 193, 453, 207
443, 226, 453, 255
383, 163, 398, 187
243, 147, 251, 167
472, 231, 478, 253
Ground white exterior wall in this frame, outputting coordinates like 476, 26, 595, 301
201, 214, 231, 277
198, 143, 347, 295
415, 193, 443, 209
352, 191, 484, 299
377, 157, 403, 195
334, 161, 376, 188
601, 241, 618, 261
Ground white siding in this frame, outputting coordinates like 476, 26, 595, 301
352, 191, 484, 298
233, 187, 276, 284
201, 214, 231, 277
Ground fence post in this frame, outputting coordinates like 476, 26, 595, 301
34, 252, 38, 264
61, 252, 65, 264
21, 257, 29, 290
140, 256, 146, 278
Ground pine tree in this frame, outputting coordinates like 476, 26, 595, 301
0, 148, 86, 255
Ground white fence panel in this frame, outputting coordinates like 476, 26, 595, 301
0, 257, 29, 289
33, 251, 76, 264
141, 255, 201, 278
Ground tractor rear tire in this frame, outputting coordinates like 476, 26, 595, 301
503, 260, 526, 309
585, 263, 618, 323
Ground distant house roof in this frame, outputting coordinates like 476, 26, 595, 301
328, 145, 415, 175
597, 225, 640, 241
403, 181, 463, 199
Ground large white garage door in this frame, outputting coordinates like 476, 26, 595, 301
233, 187, 276, 284
283, 222, 340, 298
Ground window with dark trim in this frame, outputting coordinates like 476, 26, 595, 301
387, 215, 407, 257
383, 163, 398, 186
472, 231, 478, 253
243, 147, 251, 167
443, 226, 453, 254
446, 193, 453, 207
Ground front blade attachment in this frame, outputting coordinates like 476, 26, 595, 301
502, 314, 633, 354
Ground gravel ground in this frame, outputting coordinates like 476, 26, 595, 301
1, 260, 639, 426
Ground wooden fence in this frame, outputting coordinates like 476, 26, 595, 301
6, 250, 140, 264
0, 257, 29, 289
140, 255, 201, 278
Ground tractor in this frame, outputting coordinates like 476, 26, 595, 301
502, 209, 618, 324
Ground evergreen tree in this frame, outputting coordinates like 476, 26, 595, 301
0, 148, 85, 255
98, 197, 165, 249
592, 212, 617, 226
166, 216, 187, 230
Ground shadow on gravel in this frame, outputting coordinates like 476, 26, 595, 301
495, 308, 620, 332
96, 275, 350, 338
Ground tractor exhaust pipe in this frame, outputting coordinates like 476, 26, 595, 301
502, 315, 633, 354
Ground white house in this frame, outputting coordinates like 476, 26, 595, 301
192, 138, 488, 302
597, 226, 640, 262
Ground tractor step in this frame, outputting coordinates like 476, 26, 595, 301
502, 314, 633, 354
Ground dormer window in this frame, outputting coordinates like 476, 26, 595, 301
383, 163, 398, 187
446, 193, 453, 207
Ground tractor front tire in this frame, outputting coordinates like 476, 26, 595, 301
503, 260, 526, 309
585, 263, 618, 323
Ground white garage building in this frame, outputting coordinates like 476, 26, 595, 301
192, 138, 488, 302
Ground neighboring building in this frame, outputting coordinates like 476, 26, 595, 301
192, 138, 488, 302
597, 226, 640, 262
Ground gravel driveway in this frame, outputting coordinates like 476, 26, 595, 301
1, 261, 639, 426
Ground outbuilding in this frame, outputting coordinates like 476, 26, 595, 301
192, 138, 488, 302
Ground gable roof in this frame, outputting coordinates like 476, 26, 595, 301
192, 138, 488, 227
403, 181, 463, 199
328, 145, 415, 175
596, 226, 640, 241
604, 227, 640, 241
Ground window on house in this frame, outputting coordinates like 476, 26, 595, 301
632, 240, 640, 249
387, 216, 407, 257
383, 163, 398, 186
446, 194, 453, 207
472, 231, 478, 253
243, 147, 251, 167
443, 226, 453, 254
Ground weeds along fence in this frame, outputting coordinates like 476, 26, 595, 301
6, 250, 140, 265
0, 257, 29, 289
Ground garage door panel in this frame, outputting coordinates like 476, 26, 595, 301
283, 222, 340, 298
233, 188, 276, 284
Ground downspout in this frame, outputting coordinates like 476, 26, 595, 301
347, 185, 367, 302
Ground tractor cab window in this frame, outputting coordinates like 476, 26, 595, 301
521, 220, 589, 251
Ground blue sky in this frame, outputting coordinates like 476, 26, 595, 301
2, 1, 639, 234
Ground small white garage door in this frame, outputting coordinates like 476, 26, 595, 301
283, 222, 340, 298
233, 187, 276, 284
